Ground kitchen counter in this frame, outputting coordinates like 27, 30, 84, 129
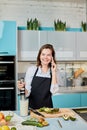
38, 116, 87, 130
1, 109, 87, 130
15, 109, 87, 130
57, 86, 87, 94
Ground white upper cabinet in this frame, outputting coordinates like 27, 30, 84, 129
76, 32, 87, 60
18, 30, 39, 61
39, 31, 48, 46
47, 32, 76, 61
18, 30, 87, 61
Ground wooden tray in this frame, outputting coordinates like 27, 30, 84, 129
30, 108, 75, 118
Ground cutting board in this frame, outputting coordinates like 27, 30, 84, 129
30, 108, 75, 118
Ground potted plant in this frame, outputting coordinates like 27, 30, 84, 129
81, 21, 87, 31
27, 18, 39, 30
54, 19, 66, 31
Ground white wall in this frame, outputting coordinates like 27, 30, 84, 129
0, 0, 86, 28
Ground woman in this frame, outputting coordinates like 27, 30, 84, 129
18, 44, 62, 109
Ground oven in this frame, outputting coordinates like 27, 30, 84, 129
0, 56, 16, 110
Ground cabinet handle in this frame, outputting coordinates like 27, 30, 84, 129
0, 61, 14, 63
0, 52, 8, 54
0, 87, 14, 90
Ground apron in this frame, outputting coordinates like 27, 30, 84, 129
29, 68, 53, 109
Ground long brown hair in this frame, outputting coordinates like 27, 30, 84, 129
37, 44, 56, 67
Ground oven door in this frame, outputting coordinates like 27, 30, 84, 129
0, 87, 16, 110
0, 56, 16, 110
0, 56, 15, 80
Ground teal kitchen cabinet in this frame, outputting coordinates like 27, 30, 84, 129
0, 21, 16, 55
52, 93, 80, 108
80, 93, 87, 107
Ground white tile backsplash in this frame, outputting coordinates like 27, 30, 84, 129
18, 62, 36, 73
17, 61, 87, 87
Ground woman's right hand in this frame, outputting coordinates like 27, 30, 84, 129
17, 80, 25, 90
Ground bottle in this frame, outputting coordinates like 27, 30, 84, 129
20, 78, 25, 100
20, 78, 29, 116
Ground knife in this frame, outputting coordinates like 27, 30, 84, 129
29, 107, 45, 117
57, 119, 62, 128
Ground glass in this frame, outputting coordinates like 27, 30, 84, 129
20, 98, 29, 116
8, 111, 14, 117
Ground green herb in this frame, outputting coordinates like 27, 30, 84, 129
39, 107, 59, 114
54, 19, 66, 31
81, 21, 87, 31
27, 18, 39, 30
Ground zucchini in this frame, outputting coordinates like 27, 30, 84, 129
21, 120, 43, 127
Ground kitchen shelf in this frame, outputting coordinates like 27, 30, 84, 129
18, 26, 82, 32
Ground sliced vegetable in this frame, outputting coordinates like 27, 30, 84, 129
38, 107, 59, 114
21, 117, 49, 127
62, 114, 70, 121
62, 114, 76, 121
11, 127, 17, 130
44, 108, 52, 113
42, 121, 49, 126
70, 116, 76, 121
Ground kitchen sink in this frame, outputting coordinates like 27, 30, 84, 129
73, 108, 87, 122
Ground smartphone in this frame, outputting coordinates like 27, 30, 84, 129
49, 57, 53, 67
